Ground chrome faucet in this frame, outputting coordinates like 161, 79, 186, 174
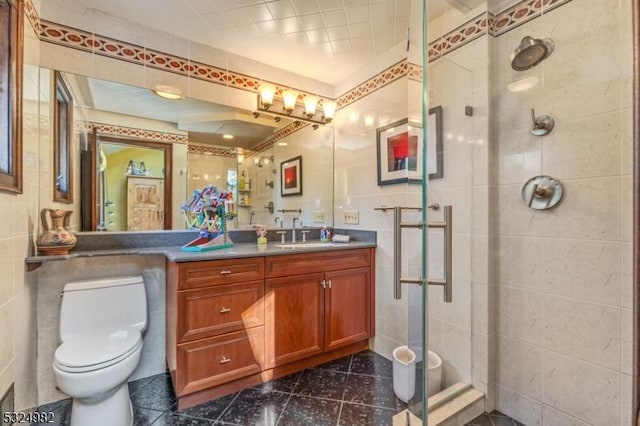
292, 217, 300, 243
274, 216, 282, 228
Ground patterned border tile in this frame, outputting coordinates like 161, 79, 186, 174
253, 121, 310, 153
491, 0, 573, 37
187, 145, 236, 158
88, 122, 188, 144
23, 0, 42, 35
337, 60, 408, 108
429, 12, 489, 62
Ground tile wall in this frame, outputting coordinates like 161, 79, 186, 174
0, 7, 41, 411
35, 256, 167, 405
490, 0, 633, 424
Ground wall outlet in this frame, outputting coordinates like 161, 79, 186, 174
344, 209, 359, 224
313, 210, 325, 223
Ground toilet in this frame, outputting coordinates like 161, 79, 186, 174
52, 276, 147, 426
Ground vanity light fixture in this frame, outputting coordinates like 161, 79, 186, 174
222, 134, 234, 139
255, 90, 338, 126
259, 82, 276, 108
152, 84, 183, 100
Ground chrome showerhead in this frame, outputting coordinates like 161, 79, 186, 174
510, 36, 555, 71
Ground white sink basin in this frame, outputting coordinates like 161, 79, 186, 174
276, 242, 337, 249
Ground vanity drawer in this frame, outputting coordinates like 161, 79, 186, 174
177, 257, 265, 290
175, 327, 264, 396
177, 280, 264, 343
265, 248, 371, 278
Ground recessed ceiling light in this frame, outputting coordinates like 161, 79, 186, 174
277, 142, 288, 146
152, 84, 183, 100
223, 134, 234, 139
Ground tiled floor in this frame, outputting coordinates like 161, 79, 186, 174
34, 350, 408, 426
466, 410, 526, 426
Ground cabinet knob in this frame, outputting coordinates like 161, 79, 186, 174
219, 356, 231, 364
219, 307, 231, 313
219, 270, 232, 275
328, 280, 332, 289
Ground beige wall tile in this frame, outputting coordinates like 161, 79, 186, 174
543, 351, 621, 426
497, 338, 543, 400
0, 302, 15, 375
497, 384, 542, 426
622, 308, 632, 375
542, 406, 590, 426
497, 185, 543, 237
543, 239, 621, 306
497, 286, 544, 346
497, 237, 544, 290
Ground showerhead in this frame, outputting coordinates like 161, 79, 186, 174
510, 36, 555, 71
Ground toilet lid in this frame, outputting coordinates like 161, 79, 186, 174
54, 328, 142, 372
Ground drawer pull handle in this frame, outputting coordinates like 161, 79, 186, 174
220, 270, 232, 275
220, 356, 231, 364
219, 307, 231, 313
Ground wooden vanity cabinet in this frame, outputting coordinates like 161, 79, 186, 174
166, 247, 375, 409
264, 248, 373, 368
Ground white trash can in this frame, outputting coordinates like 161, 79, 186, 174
427, 350, 443, 397
392, 346, 416, 403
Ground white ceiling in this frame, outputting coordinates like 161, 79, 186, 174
66, 0, 452, 85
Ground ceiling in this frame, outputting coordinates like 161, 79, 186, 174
72, 74, 291, 149
65, 0, 473, 86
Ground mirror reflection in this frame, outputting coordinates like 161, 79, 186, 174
41, 70, 334, 232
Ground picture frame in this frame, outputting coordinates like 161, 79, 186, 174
375, 106, 443, 186
0, 0, 24, 194
376, 118, 422, 185
53, 71, 74, 203
280, 156, 302, 197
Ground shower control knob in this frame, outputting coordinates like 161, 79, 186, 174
522, 175, 563, 210
530, 108, 554, 136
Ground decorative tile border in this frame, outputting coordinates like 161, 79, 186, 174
23, 0, 42, 35
429, 12, 489, 62
337, 60, 408, 108
253, 121, 310, 154
187, 145, 236, 158
491, 0, 573, 37
88, 122, 188, 144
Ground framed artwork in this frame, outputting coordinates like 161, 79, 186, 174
280, 156, 302, 196
375, 106, 443, 185
53, 71, 73, 203
0, 0, 23, 194
376, 118, 422, 185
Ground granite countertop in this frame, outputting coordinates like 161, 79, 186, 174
25, 229, 376, 265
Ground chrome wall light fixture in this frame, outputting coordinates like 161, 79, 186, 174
256, 83, 337, 127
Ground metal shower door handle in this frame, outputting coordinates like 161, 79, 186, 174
389, 205, 453, 302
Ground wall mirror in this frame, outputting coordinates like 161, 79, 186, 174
53, 71, 73, 203
38, 69, 335, 232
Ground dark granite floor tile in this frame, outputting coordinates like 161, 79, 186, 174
133, 407, 165, 426
216, 388, 289, 426
31, 398, 71, 425
277, 394, 341, 426
129, 373, 163, 396
293, 369, 348, 400
489, 410, 518, 426
176, 392, 238, 421
343, 374, 402, 410
312, 355, 352, 373
349, 350, 393, 378
131, 373, 177, 412
338, 402, 396, 426
253, 371, 302, 393
151, 413, 214, 425
465, 412, 496, 426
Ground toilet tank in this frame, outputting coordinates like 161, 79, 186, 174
59, 275, 147, 341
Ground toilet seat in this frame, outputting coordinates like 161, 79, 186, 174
54, 329, 143, 373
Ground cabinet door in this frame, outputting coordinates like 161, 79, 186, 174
264, 272, 325, 368
324, 267, 371, 351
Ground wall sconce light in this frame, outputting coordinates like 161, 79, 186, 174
260, 82, 276, 109
255, 90, 338, 126
282, 90, 298, 114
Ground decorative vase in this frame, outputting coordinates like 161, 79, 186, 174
36, 209, 77, 255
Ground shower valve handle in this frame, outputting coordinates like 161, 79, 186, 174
530, 108, 554, 136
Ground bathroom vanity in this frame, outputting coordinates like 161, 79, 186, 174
165, 246, 375, 409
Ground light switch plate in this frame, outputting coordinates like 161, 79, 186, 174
344, 209, 359, 224
313, 210, 325, 223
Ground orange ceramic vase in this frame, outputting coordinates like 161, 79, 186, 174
36, 209, 77, 255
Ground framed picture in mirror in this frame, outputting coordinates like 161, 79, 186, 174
280, 156, 302, 197
53, 71, 73, 202
0, 0, 23, 194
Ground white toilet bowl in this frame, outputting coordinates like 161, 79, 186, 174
52, 276, 147, 426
